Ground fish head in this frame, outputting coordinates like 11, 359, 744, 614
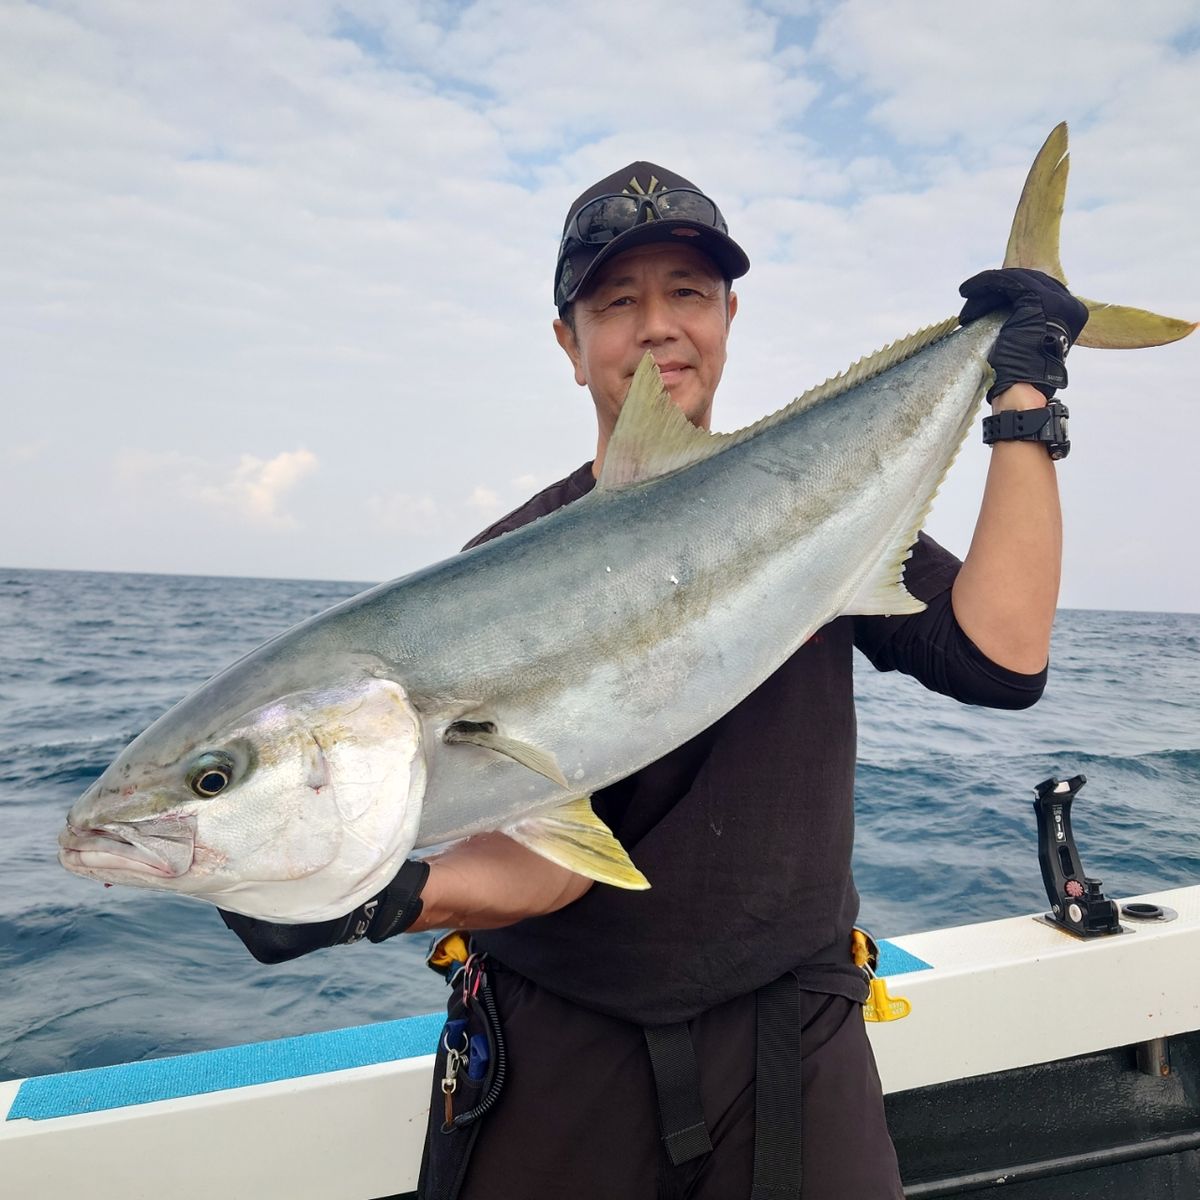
59, 671, 426, 923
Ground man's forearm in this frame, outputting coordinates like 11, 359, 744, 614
951, 382, 1062, 674
407, 833, 594, 933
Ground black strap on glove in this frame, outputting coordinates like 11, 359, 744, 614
219, 859, 431, 965
958, 267, 1090, 400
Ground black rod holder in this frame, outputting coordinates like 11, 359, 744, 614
1032, 774, 1123, 938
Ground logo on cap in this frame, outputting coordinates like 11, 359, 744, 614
625, 174, 664, 196
624, 175, 667, 219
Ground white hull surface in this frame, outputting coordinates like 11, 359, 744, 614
5, 885, 1200, 1199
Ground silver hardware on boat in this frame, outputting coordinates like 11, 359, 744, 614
1136, 1036, 1172, 1078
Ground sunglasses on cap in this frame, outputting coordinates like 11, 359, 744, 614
561, 188, 729, 250
555, 187, 732, 309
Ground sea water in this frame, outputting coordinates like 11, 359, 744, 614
1, 566, 1197, 1082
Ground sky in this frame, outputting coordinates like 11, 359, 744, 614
2, 0, 1198, 612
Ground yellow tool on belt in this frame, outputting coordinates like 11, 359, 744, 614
427, 929, 471, 979
852, 928, 912, 1023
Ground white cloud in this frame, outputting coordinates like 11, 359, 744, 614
1, 1, 1196, 609
365, 490, 438, 535
205, 449, 318, 528
361, 482, 527, 553
6, 442, 48, 463
812, 1, 1199, 147
356, 0, 815, 151
467, 485, 502, 518
116, 447, 317, 530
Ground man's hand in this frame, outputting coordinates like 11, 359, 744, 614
959, 268, 1090, 401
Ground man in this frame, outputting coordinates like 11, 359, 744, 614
222, 163, 1087, 1199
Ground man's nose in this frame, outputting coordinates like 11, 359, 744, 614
636, 292, 677, 343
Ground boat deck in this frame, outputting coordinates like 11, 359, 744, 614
5, 886, 1200, 1198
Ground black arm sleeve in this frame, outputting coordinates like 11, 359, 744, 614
854, 533, 1048, 710
219, 909, 352, 965
218, 860, 431, 964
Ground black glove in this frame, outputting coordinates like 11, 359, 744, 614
219, 859, 431, 965
958, 267, 1090, 400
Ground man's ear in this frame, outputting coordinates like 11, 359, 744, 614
553, 317, 587, 388
727, 290, 738, 327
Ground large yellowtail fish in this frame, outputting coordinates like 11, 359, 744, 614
59, 125, 1194, 921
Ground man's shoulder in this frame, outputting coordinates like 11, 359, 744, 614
463, 462, 597, 550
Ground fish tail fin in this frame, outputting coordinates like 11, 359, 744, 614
1003, 122, 1070, 284
1004, 122, 1196, 349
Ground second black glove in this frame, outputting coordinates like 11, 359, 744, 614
958, 267, 1090, 401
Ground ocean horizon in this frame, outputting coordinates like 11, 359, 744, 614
7, 562, 1198, 617
2, 565, 1197, 1083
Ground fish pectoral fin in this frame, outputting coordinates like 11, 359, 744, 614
504, 798, 650, 890
443, 721, 569, 788
841, 543, 927, 618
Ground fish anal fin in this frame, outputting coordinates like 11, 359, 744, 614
598, 354, 730, 490
843, 371, 983, 620
443, 721, 568, 788
504, 797, 650, 890
841, 550, 927, 618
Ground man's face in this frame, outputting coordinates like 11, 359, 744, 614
554, 242, 737, 445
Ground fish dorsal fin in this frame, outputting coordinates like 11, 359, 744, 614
597, 354, 732, 489
599, 321, 960, 490
504, 797, 650, 890
755, 318, 962, 435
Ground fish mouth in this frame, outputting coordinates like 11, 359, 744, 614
58, 814, 197, 880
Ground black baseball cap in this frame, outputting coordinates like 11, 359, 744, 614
554, 162, 750, 312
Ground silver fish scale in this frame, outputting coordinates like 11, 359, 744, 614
71, 315, 1000, 878
374, 316, 1001, 842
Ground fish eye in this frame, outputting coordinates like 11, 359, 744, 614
188, 753, 235, 799
193, 769, 229, 797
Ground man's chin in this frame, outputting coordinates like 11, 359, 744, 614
663, 383, 713, 430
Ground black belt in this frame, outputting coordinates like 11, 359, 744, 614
643, 971, 804, 1198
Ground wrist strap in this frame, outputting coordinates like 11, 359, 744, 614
981, 400, 1069, 460
981, 406, 1054, 443
337, 859, 431, 945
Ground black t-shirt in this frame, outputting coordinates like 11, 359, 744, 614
468, 463, 1046, 1025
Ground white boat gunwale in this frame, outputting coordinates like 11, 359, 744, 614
4, 885, 1200, 1199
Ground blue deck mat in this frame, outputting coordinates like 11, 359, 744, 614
877, 940, 932, 978
9, 942, 931, 1121
8, 1011, 447, 1122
